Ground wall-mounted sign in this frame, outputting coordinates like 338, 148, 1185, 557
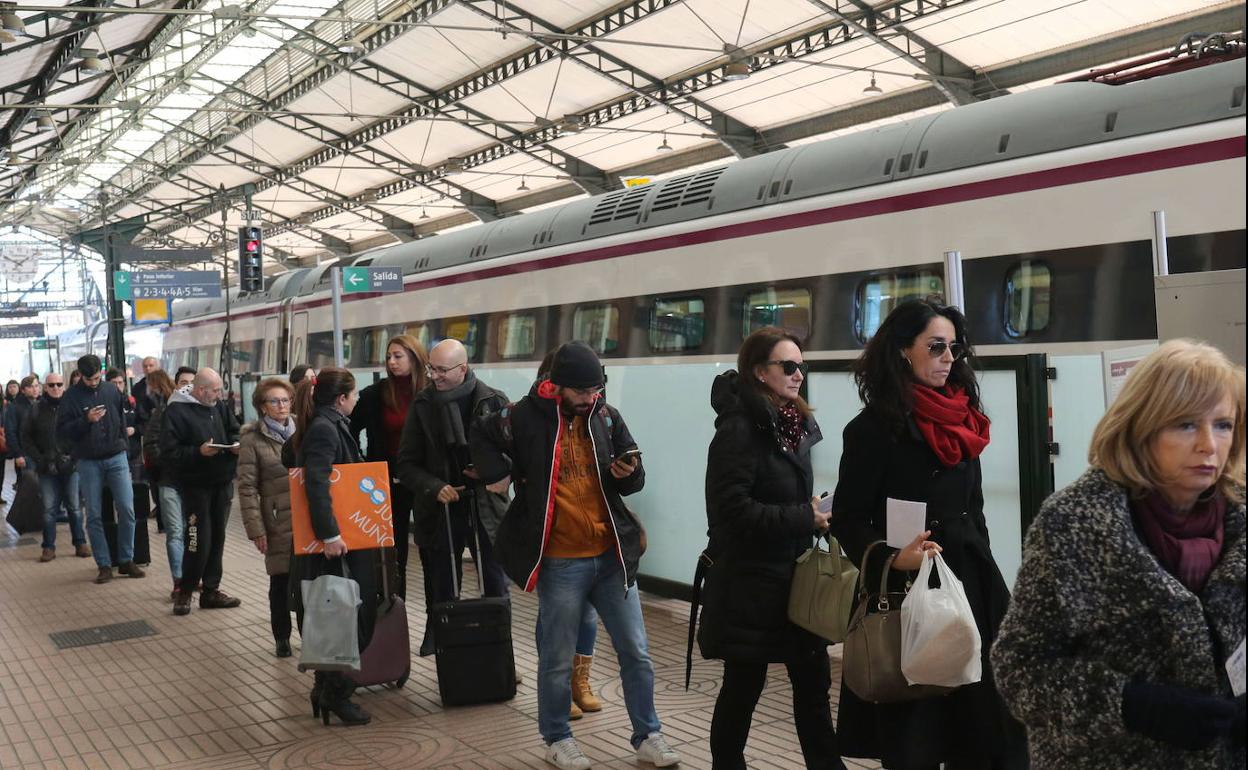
0, 322, 46, 340
342, 266, 403, 294
113, 270, 222, 300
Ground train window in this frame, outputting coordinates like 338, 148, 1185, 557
404, 323, 432, 350
443, 316, 480, 360
497, 313, 536, 359
855, 271, 944, 342
573, 304, 621, 355
743, 288, 811, 342
1005, 260, 1051, 337
649, 297, 706, 352
363, 328, 388, 365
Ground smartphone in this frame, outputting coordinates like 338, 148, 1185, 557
817, 492, 834, 513
83, 405, 103, 412
617, 448, 643, 461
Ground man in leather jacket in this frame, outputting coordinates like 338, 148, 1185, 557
23, 373, 89, 561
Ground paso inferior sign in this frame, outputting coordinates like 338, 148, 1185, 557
343, 266, 403, 293
113, 270, 222, 300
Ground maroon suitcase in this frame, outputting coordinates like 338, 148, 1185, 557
347, 547, 411, 689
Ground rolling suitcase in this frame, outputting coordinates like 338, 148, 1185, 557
431, 492, 517, 706
5, 470, 44, 535
347, 546, 411, 690
103, 483, 151, 566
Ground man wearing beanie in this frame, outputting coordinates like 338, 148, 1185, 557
473, 341, 680, 770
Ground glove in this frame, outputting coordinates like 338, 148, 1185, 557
1121, 681, 1236, 751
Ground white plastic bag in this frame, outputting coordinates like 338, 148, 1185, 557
900, 552, 982, 687
299, 568, 362, 672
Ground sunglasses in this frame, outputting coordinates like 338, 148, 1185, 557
46, 383, 65, 388
767, 360, 810, 377
926, 341, 966, 360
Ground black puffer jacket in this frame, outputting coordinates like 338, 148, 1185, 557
471, 380, 645, 592
3, 393, 33, 461
397, 375, 510, 548
158, 389, 240, 488
697, 370, 824, 663
21, 395, 75, 476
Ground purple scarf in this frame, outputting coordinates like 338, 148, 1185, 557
1131, 490, 1226, 593
776, 401, 805, 453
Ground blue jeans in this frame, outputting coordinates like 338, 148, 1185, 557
78, 453, 135, 568
158, 485, 184, 580
536, 552, 661, 747
39, 472, 85, 550
536, 607, 599, 656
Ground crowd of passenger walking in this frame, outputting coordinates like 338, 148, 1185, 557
2, 296, 1242, 770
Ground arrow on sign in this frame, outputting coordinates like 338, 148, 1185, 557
348, 273, 364, 286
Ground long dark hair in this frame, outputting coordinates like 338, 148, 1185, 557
291, 367, 355, 455
853, 298, 981, 433
738, 326, 812, 417
382, 334, 428, 411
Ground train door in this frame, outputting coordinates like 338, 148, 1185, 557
806, 355, 1051, 589
289, 311, 308, 370
262, 315, 279, 374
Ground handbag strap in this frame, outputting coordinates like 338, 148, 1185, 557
685, 549, 714, 691
856, 540, 899, 611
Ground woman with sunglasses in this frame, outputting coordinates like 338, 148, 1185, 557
700, 326, 845, 770
238, 377, 298, 657
829, 297, 1026, 769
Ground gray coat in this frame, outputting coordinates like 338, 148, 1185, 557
991, 468, 1246, 770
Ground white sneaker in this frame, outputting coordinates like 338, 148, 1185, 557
545, 737, 591, 770
635, 732, 680, 767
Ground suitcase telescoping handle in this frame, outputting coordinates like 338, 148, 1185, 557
440, 403, 486, 600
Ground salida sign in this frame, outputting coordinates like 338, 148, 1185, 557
290, 461, 395, 553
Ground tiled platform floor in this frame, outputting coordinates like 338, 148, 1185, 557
0, 466, 878, 770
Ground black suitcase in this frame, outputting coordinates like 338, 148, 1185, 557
430, 494, 516, 706
5, 470, 44, 535
103, 483, 151, 566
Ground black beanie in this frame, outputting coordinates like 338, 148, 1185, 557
549, 342, 605, 388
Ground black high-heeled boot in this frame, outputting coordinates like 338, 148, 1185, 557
310, 672, 326, 719
318, 673, 371, 726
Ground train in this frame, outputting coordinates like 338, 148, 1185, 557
55, 56, 1247, 592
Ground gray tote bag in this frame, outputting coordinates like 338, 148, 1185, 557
299, 560, 362, 672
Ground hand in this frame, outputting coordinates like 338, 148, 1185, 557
462, 466, 479, 480
485, 475, 511, 495
891, 530, 942, 571
14, 457, 24, 470
199, 441, 220, 457
322, 539, 348, 558
436, 485, 462, 504
85, 406, 106, 423
810, 498, 831, 531
609, 455, 639, 479
1122, 681, 1237, 750
228, 445, 241, 455
252, 535, 268, 554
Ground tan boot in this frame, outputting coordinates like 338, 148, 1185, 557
569, 698, 583, 720
571, 654, 602, 713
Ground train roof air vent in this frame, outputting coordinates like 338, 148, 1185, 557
587, 190, 628, 225
612, 185, 650, 221
680, 167, 726, 208
650, 174, 695, 212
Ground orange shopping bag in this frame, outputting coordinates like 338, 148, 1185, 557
290, 461, 395, 554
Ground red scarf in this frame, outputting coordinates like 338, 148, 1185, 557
910, 385, 990, 467
1131, 490, 1225, 593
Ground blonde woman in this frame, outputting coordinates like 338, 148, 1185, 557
238, 378, 297, 657
993, 339, 1246, 769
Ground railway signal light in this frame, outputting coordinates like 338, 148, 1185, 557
238, 226, 263, 292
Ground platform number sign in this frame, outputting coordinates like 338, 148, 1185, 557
238, 226, 263, 292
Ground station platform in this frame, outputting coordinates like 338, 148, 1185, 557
0, 468, 875, 770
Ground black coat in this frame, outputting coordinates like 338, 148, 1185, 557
158, 391, 240, 488
828, 405, 1026, 768
3, 393, 33, 460
471, 381, 646, 592
396, 375, 510, 548
56, 380, 129, 460
21, 395, 75, 476
140, 395, 168, 485
698, 371, 825, 663
349, 379, 396, 466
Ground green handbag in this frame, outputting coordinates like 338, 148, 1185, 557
787, 533, 859, 643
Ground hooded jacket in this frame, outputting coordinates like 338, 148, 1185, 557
471, 380, 645, 592
21, 394, 75, 476
57, 379, 129, 460
697, 370, 824, 662
397, 373, 510, 547
158, 388, 240, 487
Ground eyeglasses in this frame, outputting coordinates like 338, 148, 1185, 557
926, 341, 966, 360
567, 386, 606, 397
426, 362, 466, 376
46, 383, 64, 388
767, 360, 809, 377
264, 397, 291, 406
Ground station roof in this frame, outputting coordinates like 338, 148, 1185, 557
1, 0, 1243, 276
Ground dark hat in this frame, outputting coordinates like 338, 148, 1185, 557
549, 342, 605, 389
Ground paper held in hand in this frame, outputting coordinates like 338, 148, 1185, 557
886, 498, 927, 548
1228, 638, 1246, 697
290, 461, 395, 553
